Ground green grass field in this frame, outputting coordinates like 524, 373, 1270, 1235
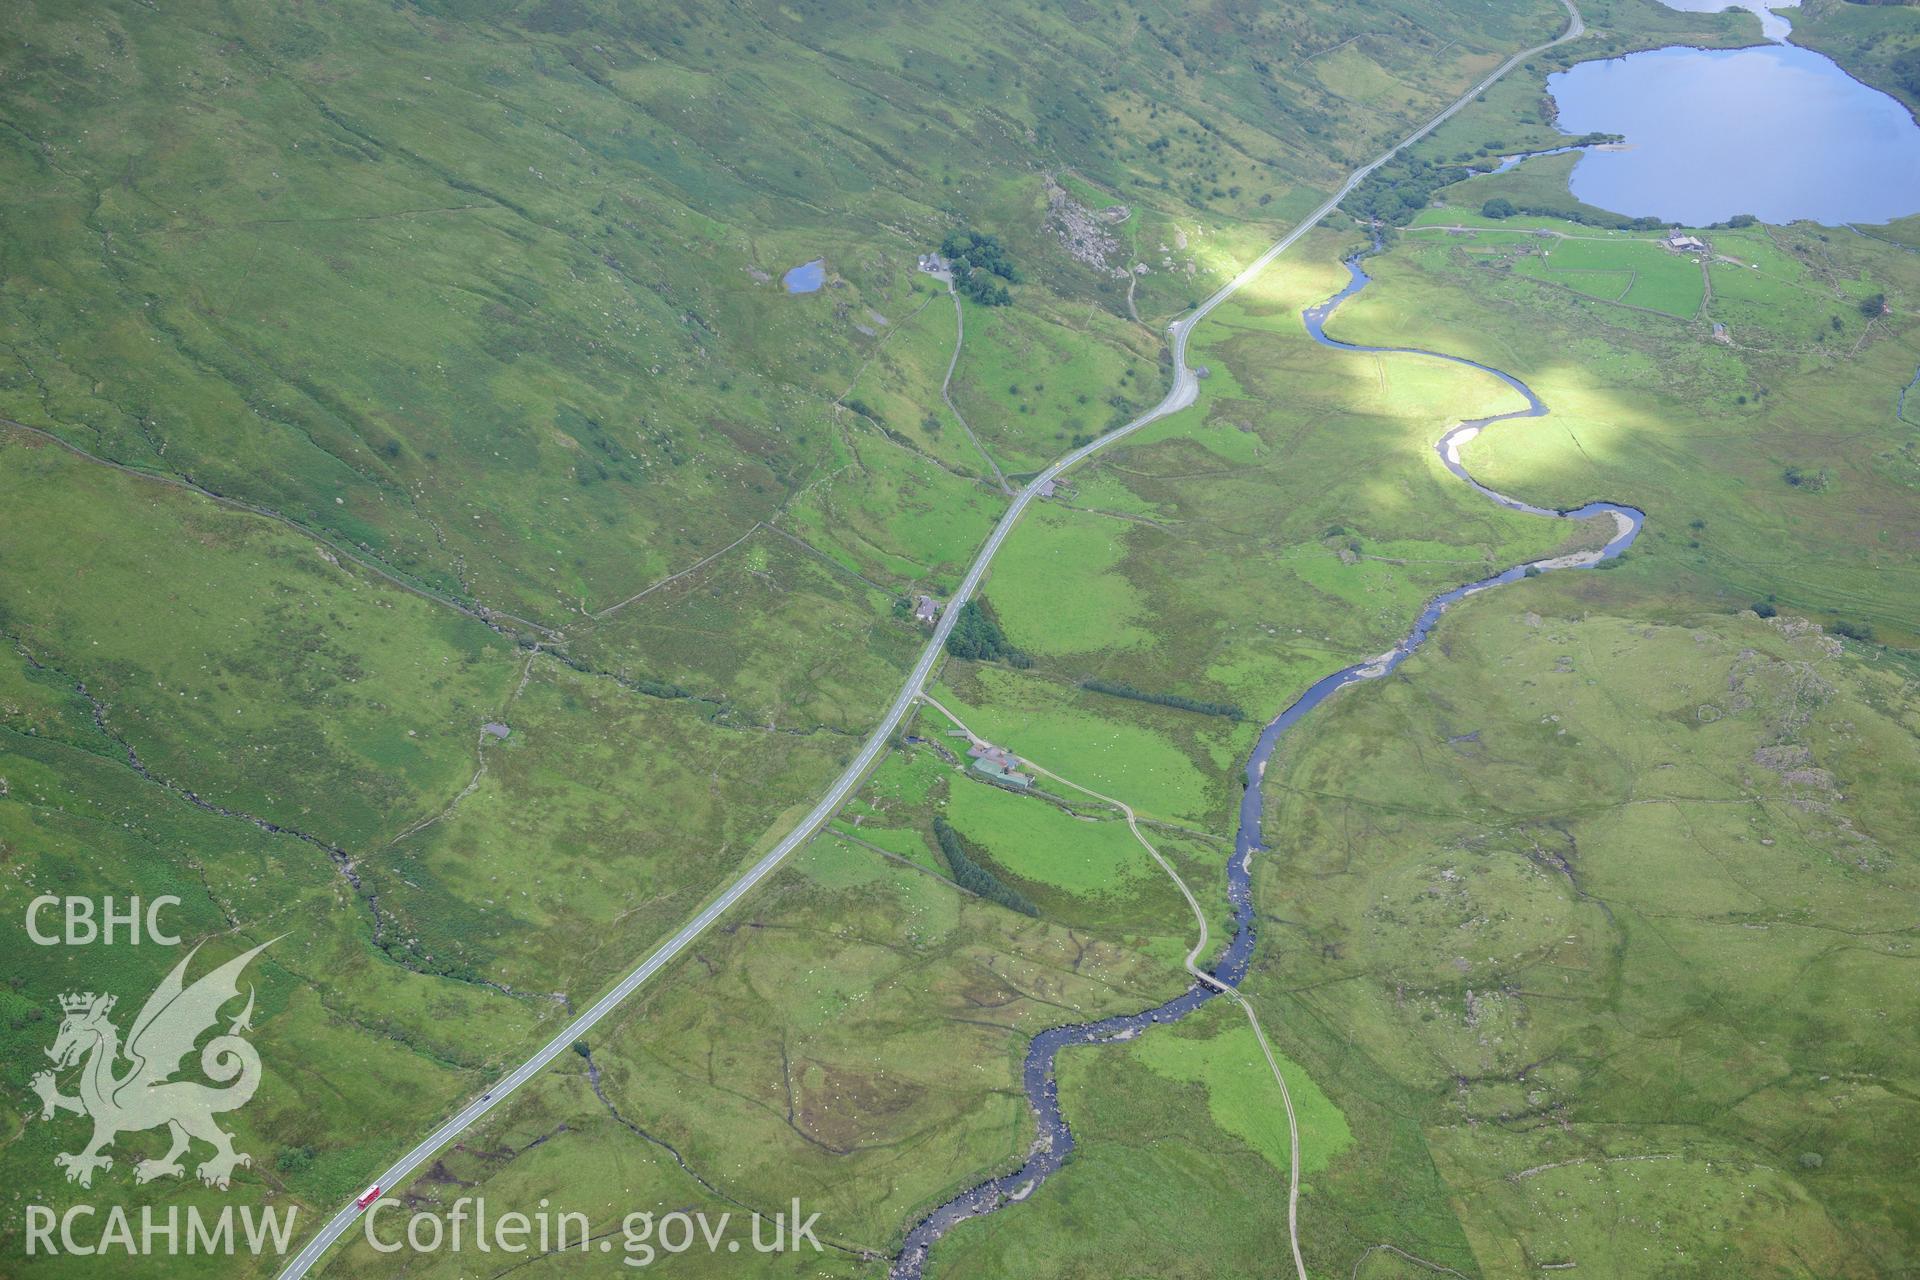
926, 1001, 1351, 1278
319, 834, 1190, 1278
1336, 216, 1920, 644
1511, 233, 1706, 317
1, 0, 1601, 1270
6, 0, 1920, 1276
1410, 218, 1710, 317
1249, 580, 1920, 1277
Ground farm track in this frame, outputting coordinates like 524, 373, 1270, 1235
937, 275, 1016, 494
277, 5, 1591, 1273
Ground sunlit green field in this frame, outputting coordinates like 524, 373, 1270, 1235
1511, 234, 1705, 317
1339, 216, 1920, 645
0, 0, 1592, 1273
5, 0, 1919, 1276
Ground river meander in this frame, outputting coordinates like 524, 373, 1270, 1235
890, 249, 1645, 1277
894, 9, 1920, 1269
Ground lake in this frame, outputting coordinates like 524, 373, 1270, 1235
1549, 44, 1920, 226
1653, 0, 1798, 43
782, 259, 825, 293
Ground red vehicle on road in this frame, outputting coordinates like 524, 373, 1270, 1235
355, 1184, 382, 1211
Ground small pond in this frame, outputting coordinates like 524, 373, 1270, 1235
782, 259, 825, 293
1549, 44, 1920, 226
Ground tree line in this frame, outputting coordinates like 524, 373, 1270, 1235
1479, 195, 1669, 231
933, 817, 1039, 915
944, 599, 1031, 667
1081, 678, 1243, 720
941, 229, 1020, 306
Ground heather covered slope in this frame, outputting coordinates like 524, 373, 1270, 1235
12, 0, 1915, 1275
0, 0, 1561, 623
0, 1, 1584, 1274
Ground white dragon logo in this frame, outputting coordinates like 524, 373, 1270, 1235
31, 939, 273, 1190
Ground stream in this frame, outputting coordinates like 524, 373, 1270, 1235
890, 245, 1645, 1279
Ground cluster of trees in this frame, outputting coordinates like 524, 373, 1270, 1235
1478, 195, 1668, 231
1747, 598, 1875, 645
1345, 154, 1472, 224
1895, 47, 1920, 100
944, 599, 1031, 667
1346, 136, 1618, 224
1349, 137, 1739, 232
842, 396, 883, 423
1081, 678, 1243, 720
1445, 132, 1619, 165
941, 229, 1020, 306
933, 817, 1039, 915
631, 677, 693, 700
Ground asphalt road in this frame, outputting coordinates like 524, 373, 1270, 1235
276, 8, 1583, 1272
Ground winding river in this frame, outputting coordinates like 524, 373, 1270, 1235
890, 245, 1645, 1278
